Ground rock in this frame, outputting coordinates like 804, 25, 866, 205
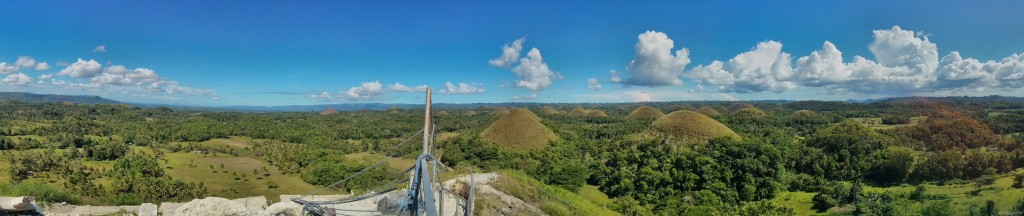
376, 193, 406, 213
139, 203, 158, 216
0, 196, 36, 211
174, 197, 249, 216
263, 201, 303, 216
160, 202, 185, 216
75, 206, 135, 215
232, 196, 268, 215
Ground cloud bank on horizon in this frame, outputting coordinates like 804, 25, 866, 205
0, 52, 219, 101
611, 26, 1024, 96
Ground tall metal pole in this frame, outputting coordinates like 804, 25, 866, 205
423, 88, 432, 154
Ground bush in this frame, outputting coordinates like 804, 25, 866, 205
910, 185, 927, 201
12, 181, 79, 203
1015, 173, 1024, 189
736, 201, 796, 216
920, 200, 953, 216
540, 201, 573, 216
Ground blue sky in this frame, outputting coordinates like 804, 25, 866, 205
1, 1, 1023, 106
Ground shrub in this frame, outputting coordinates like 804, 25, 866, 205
920, 200, 953, 216
12, 181, 78, 203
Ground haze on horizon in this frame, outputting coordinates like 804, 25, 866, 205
1, 1, 1023, 106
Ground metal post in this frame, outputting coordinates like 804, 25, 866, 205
423, 88, 432, 154
466, 174, 474, 216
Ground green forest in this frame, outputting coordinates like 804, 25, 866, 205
4, 96, 1024, 215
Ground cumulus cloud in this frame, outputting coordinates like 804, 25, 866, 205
15, 56, 37, 68
2, 73, 32, 86
510, 48, 558, 91
587, 78, 602, 91
93, 45, 106, 53
869, 26, 938, 72
42, 58, 220, 99
58, 58, 103, 78
689, 41, 796, 93
489, 38, 524, 68
341, 81, 385, 100
388, 82, 429, 93
490, 38, 560, 91
793, 26, 1001, 94
51, 80, 102, 92
0, 56, 49, 73
307, 91, 332, 101
317, 81, 443, 101
440, 82, 485, 95
0, 62, 16, 74
609, 70, 622, 83
685, 26, 1024, 95
89, 66, 161, 86
35, 62, 50, 71
617, 31, 691, 86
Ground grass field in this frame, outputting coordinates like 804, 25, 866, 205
343, 152, 416, 171
0, 136, 338, 203
161, 151, 330, 202
847, 116, 928, 129
772, 170, 1024, 215
495, 170, 620, 216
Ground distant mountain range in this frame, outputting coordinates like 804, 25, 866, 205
2, 91, 1022, 112
0, 92, 122, 104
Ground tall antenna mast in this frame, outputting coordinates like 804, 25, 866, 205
422, 88, 432, 154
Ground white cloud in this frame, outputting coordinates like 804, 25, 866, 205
58, 58, 103, 78
44, 58, 219, 100
510, 48, 558, 91
609, 69, 622, 83
50, 80, 102, 91
307, 91, 332, 101
789, 26, 1009, 94
990, 53, 1024, 89
313, 81, 477, 101
0, 56, 49, 73
683, 25, 1024, 95
388, 82, 428, 93
35, 62, 50, 71
103, 65, 129, 75
689, 41, 797, 93
0, 62, 16, 74
440, 82, 485, 95
490, 38, 560, 91
15, 56, 36, 68
489, 38, 524, 68
126, 68, 160, 83
510, 93, 537, 101
619, 31, 691, 86
336, 81, 431, 100
93, 45, 106, 53
869, 26, 938, 73
90, 66, 161, 86
794, 41, 850, 86
585, 90, 737, 102
342, 81, 385, 100
2, 73, 32, 86
587, 77, 602, 91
